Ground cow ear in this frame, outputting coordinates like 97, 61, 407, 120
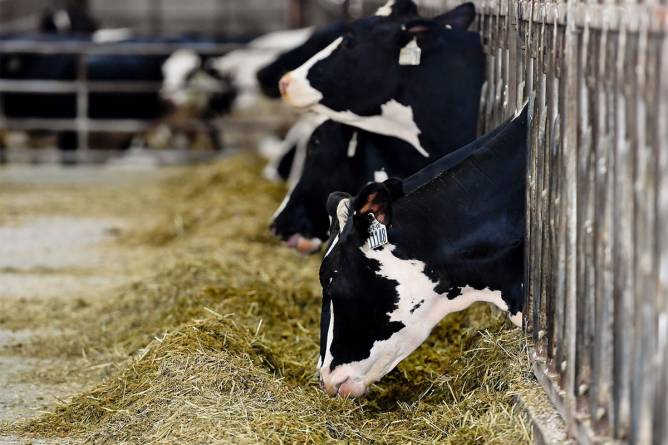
353, 182, 394, 227
327, 191, 352, 230
432, 2, 476, 30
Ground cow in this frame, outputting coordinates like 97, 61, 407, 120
271, 1, 484, 252
279, 0, 484, 159
316, 108, 528, 398
271, 120, 419, 253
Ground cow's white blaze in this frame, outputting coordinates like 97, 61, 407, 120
376, 0, 395, 16
272, 191, 292, 220
319, 300, 335, 370
325, 234, 339, 257
314, 100, 428, 157
282, 37, 342, 108
509, 311, 523, 328
319, 242, 519, 394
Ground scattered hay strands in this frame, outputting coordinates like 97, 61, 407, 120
7, 154, 536, 443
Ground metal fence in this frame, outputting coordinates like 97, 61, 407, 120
474, 0, 668, 442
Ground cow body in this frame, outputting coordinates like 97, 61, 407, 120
317, 108, 528, 397
271, 119, 429, 252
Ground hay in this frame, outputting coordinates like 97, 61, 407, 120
7, 154, 535, 443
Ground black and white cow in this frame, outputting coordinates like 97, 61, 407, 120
271, 1, 484, 252
279, 0, 484, 158
317, 108, 528, 397
271, 120, 420, 253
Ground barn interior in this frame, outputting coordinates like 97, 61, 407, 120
1, 0, 667, 444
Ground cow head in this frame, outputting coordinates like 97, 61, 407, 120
279, 1, 476, 113
256, 21, 346, 98
318, 179, 446, 397
270, 121, 360, 254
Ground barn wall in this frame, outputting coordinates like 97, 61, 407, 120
473, 0, 668, 442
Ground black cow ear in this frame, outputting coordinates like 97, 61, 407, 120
353, 182, 393, 226
432, 2, 476, 30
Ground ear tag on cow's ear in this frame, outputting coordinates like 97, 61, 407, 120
399, 37, 421, 66
366, 213, 388, 250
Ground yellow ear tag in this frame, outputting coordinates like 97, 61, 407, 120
399, 37, 421, 66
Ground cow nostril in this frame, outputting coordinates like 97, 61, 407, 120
279, 75, 290, 96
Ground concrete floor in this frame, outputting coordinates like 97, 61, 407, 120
0, 165, 168, 440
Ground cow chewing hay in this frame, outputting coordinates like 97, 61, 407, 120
3, 155, 541, 444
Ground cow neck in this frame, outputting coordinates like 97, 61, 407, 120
385, 107, 528, 269
392, 30, 485, 158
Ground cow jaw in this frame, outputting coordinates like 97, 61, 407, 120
280, 38, 342, 108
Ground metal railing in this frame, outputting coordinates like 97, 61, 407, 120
0, 40, 288, 162
474, 0, 668, 442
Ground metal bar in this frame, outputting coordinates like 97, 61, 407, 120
0, 41, 281, 55
0, 80, 237, 94
0, 117, 280, 132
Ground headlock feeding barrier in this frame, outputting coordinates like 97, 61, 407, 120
473, 0, 668, 442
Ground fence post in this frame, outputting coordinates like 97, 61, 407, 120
76, 53, 89, 163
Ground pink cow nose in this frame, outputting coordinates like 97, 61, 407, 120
279, 74, 291, 96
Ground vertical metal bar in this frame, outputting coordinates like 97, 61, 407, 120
76, 53, 89, 162
612, 9, 636, 440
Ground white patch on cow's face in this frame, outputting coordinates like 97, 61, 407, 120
374, 170, 389, 182
281, 37, 343, 108
347, 131, 358, 158
324, 234, 339, 257
376, 0, 395, 16
272, 191, 292, 220
509, 311, 523, 328
314, 100, 428, 157
161, 50, 201, 106
320, 300, 335, 371
319, 243, 516, 396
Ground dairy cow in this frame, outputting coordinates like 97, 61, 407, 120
317, 108, 528, 397
272, 1, 484, 252
271, 120, 420, 253
280, 0, 484, 158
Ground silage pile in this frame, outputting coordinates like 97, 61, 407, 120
10, 154, 535, 443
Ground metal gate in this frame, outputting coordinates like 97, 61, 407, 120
475, 0, 668, 442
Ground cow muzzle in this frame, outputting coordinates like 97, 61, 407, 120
279, 72, 323, 109
321, 376, 367, 398
285, 233, 322, 254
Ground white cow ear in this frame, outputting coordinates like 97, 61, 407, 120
327, 191, 352, 231
336, 199, 351, 229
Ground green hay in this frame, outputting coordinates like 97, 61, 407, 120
7, 154, 535, 443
